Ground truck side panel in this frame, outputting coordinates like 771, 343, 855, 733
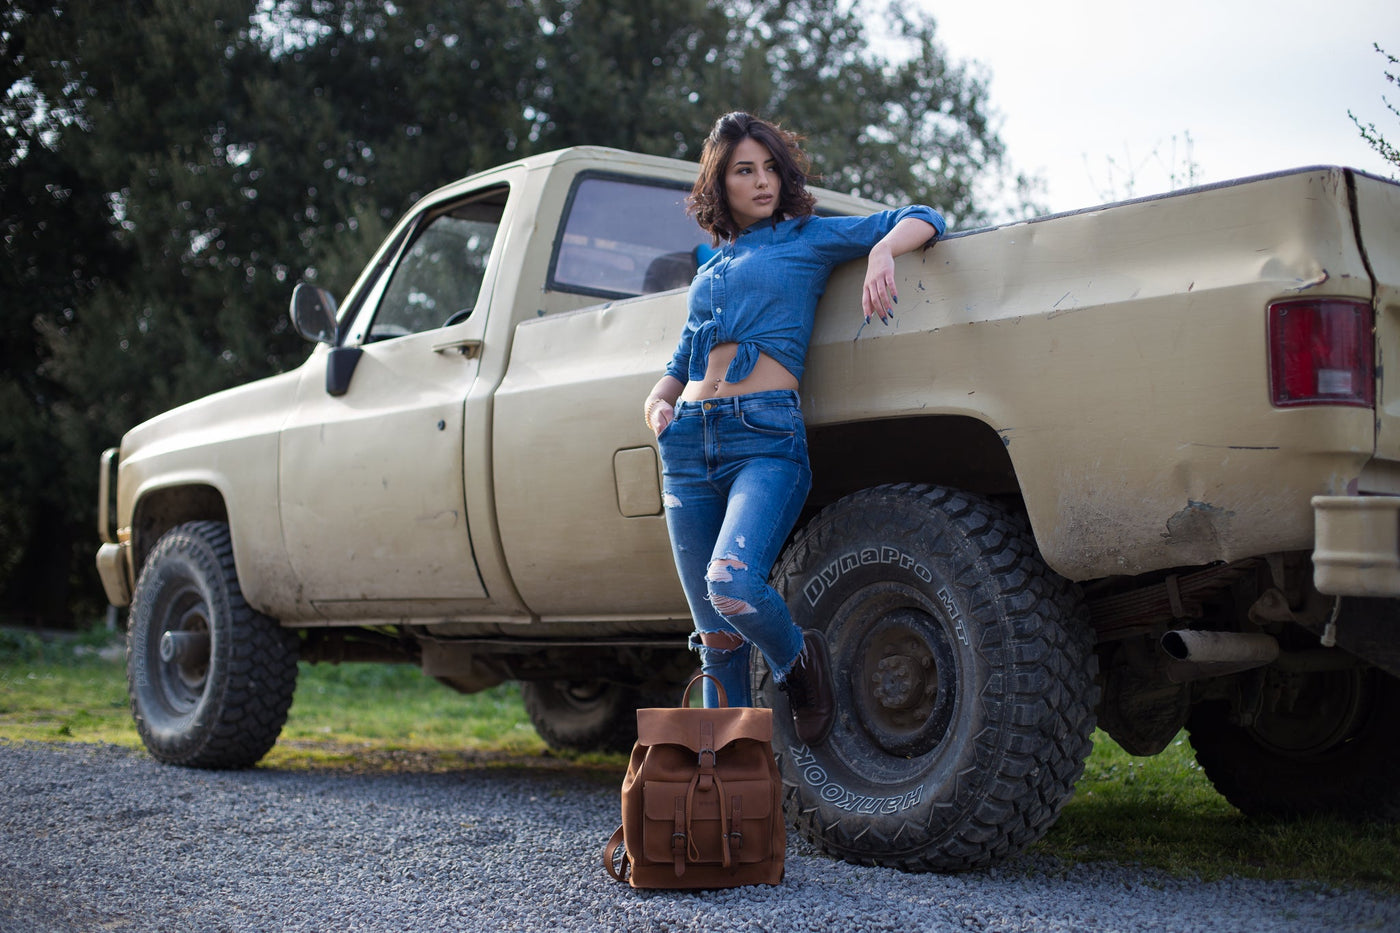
117, 372, 301, 614
803, 168, 1379, 581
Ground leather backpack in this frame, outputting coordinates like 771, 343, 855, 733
603, 675, 785, 888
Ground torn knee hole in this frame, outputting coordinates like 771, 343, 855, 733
705, 557, 748, 584
698, 631, 746, 651
709, 594, 756, 616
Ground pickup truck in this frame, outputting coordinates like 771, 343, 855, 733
96, 146, 1400, 871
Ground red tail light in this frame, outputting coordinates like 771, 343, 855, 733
1267, 298, 1374, 408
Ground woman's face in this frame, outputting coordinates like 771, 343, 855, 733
724, 136, 781, 231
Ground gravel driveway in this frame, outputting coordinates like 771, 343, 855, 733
1, 740, 1396, 932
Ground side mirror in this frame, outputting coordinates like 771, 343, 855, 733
290, 282, 338, 344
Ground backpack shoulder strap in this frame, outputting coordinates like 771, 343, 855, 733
603, 825, 628, 883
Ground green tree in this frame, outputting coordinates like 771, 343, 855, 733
529, 0, 735, 159
529, 0, 1035, 225
1350, 42, 1399, 175
1, 1, 161, 624
3, 0, 1031, 627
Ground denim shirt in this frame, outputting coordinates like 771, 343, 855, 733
666, 205, 946, 385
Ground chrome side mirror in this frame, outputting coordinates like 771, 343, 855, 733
290, 282, 338, 344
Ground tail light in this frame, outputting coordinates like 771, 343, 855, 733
1267, 298, 1374, 408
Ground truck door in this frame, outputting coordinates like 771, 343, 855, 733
492, 172, 707, 620
278, 187, 507, 611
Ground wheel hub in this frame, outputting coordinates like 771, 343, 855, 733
871, 654, 927, 710
561, 681, 609, 710
850, 608, 956, 757
159, 630, 210, 666
154, 601, 212, 705
1252, 668, 1369, 756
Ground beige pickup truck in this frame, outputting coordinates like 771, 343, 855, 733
96, 146, 1400, 871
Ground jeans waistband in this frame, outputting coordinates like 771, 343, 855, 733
673, 389, 801, 418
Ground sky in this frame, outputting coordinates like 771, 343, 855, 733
912, 0, 1400, 215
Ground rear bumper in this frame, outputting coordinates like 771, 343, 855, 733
1313, 495, 1400, 596
96, 542, 132, 607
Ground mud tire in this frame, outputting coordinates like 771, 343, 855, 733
764, 483, 1098, 871
522, 681, 671, 754
1187, 665, 1400, 819
127, 521, 299, 768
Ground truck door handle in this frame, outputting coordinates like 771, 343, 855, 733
431, 337, 482, 359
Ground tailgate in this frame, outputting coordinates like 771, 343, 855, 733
1356, 170, 1400, 461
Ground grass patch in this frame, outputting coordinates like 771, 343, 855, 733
0, 626, 137, 747
2, 628, 1397, 891
0, 658, 138, 747
1030, 732, 1400, 893
277, 663, 543, 752
0, 630, 617, 772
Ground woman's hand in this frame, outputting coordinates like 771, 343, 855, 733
862, 244, 897, 324
861, 217, 939, 327
647, 398, 675, 435
644, 375, 684, 436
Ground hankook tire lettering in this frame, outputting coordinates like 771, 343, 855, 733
791, 744, 925, 814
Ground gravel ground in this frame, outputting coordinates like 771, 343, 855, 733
1, 740, 1396, 933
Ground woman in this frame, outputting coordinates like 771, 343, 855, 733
643, 112, 945, 745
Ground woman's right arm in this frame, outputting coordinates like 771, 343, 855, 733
644, 375, 685, 435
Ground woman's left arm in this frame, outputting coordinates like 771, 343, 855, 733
862, 217, 939, 323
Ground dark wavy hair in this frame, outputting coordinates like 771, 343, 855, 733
687, 111, 818, 242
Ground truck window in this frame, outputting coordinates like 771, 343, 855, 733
549, 173, 710, 300
366, 194, 504, 342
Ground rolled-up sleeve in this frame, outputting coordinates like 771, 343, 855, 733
664, 321, 695, 383
805, 205, 947, 265
893, 204, 947, 240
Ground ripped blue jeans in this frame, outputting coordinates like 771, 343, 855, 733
657, 390, 811, 708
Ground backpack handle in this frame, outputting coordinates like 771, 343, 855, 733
682, 673, 730, 708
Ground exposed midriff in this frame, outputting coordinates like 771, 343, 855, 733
678, 343, 799, 401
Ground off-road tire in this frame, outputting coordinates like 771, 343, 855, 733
522, 680, 672, 754
1187, 665, 1400, 819
764, 483, 1099, 871
127, 521, 299, 768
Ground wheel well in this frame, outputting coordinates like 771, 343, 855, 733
805, 414, 1019, 517
132, 485, 229, 575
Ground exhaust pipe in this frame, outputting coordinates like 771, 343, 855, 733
1160, 630, 1280, 683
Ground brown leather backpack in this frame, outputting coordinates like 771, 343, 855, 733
603, 674, 785, 888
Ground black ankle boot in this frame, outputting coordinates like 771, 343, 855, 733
782, 629, 835, 746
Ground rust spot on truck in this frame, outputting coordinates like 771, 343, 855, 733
1161, 500, 1236, 549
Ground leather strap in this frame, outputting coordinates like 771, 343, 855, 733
699, 720, 716, 771
603, 825, 628, 883
673, 796, 688, 877
716, 774, 732, 867
730, 794, 744, 852
683, 673, 729, 708
685, 770, 732, 868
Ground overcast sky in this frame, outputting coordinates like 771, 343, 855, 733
915, 0, 1400, 214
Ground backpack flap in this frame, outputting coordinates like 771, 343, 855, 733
634, 706, 773, 752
